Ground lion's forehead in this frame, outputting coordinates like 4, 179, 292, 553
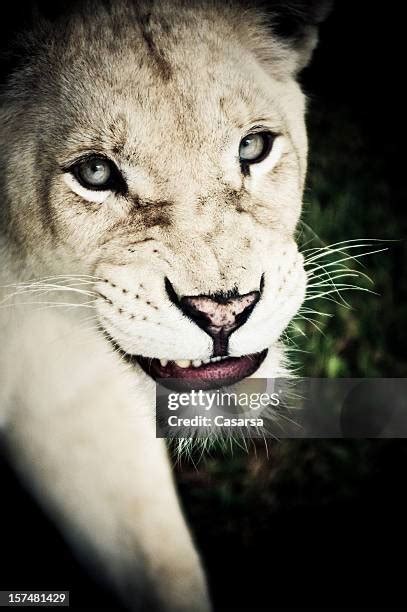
36, 2, 299, 162
55, 54, 285, 158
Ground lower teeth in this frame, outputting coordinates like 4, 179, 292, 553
160, 356, 230, 369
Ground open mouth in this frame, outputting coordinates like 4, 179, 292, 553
135, 350, 268, 390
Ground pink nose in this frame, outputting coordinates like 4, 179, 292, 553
180, 290, 259, 353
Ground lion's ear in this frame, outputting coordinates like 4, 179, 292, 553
258, 0, 333, 75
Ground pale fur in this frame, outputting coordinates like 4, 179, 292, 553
0, 1, 323, 610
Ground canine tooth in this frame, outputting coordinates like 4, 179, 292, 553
159, 359, 168, 367
203, 359, 210, 364
175, 360, 191, 368
192, 360, 203, 367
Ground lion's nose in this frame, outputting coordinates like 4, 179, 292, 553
180, 290, 260, 355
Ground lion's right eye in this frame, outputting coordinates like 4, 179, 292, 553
70, 156, 126, 192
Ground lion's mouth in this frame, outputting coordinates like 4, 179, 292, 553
136, 350, 268, 390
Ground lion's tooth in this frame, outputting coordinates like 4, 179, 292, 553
192, 360, 203, 367
175, 360, 191, 368
159, 359, 168, 367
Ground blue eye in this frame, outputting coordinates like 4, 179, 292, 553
71, 156, 126, 192
79, 158, 111, 186
239, 131, 274, 165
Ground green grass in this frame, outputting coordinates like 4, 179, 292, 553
294, 103, 406, 377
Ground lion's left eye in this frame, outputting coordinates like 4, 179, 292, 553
70, 156, 125, 192
239, 132, 274, 165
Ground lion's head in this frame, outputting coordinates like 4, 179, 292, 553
0, 0, 331, 389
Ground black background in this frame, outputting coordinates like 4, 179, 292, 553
1, 2, 406, 611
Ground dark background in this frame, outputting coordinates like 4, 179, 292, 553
1, 2, 406, 611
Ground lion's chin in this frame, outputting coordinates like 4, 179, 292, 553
134, 350, 268, 391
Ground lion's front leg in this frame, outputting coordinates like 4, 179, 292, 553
3, 377, 210, 612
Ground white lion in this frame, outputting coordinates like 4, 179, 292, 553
0, 1, 331, 609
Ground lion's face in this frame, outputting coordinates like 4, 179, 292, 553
3, 1, 309, 387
